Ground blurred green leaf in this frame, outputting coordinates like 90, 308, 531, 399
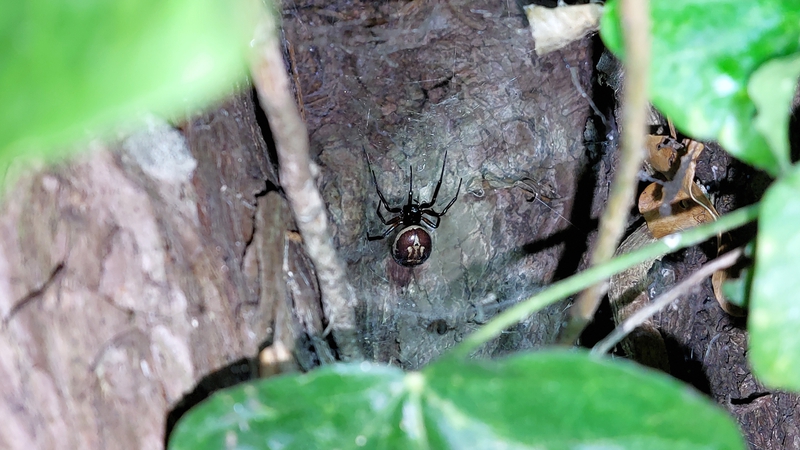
0, 0, 252, 174
749, 53, 800, 175
600, 0, 800, 176
750, 165, 800, 390
169, 351, 744, 449
722, 267, 753, 309
720, 241, 755, 310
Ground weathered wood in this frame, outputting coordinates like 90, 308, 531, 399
0, 91, 305, 448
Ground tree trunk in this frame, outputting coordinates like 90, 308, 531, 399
0, 90, 304, 448
284, 0, 593, 368
1, 1, 794, 449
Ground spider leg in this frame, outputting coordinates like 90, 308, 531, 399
419, 149, 448, 209
364, 146, 405, 241
439, 177, 463, 215
408, 165, 414, 205
364, 146, 403, 215
421, 215, 440, 229
422, 177, 462, 220
375, 202, 401, 226
370, 169, 402, 214
368, 216, 403, 241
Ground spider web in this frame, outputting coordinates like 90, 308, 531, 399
284, 0, 593, 369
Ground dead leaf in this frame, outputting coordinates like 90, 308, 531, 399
638, 181, 717, 238
645, 134, 682, 177
639, 135, 740, 314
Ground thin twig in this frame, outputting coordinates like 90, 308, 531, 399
559, 0, 652, 345
448, 205, 757, 359
250, 4, 362, 360
591, 247, 743, 356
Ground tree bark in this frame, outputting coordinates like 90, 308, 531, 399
5, 1, 792, 449
0, 91, 312, 449
0, 1, 596, 447
283, 0, 593, 368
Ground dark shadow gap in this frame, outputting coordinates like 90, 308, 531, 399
164, 358, 257, 447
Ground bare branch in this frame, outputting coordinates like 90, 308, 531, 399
560, 0, 652, 344
591, 247, 743, 356
250, 5, 362, 360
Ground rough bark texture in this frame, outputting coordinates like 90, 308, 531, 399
0, 2, 594, 446
283, 0, 593, 369
1, 1, 796, 449
0, 91, 328, 448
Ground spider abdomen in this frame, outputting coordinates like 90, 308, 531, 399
392, 225, 432, 267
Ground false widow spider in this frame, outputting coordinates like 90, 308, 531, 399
365, 149, 462, 267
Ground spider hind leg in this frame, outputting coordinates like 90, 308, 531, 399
368, 216, 402, 241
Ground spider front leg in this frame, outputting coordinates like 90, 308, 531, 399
421, 177, 463, 228
371, 169, 402, 215
368, 184, 403, 240
439, 177, 463, 216
364, 146, 401, 214
419, 149, 449, 209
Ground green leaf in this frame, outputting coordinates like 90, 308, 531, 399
749, 53, 800, 174
0, 0, 253, 173
722, 267, 753, 309
720, 241, 755, 309
750, 165, 800, 390
169, 351, 744, 449
600, 0, 800, 176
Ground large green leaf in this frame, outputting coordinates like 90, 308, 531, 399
749, 53, 800, 170
169, 351, 744, 449
0, 0, 252, 172
600, 0, 800, 176
750, 165, 800, 390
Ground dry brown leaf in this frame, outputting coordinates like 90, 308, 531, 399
641, 135, 717, 233
609, 134, 720, 364
680, 139, 718, 221
640, 137, 715, 237
612, 130, 744, 365
639, 135, 741, 314
645, 134, 682, 177
638, 181, 717, 238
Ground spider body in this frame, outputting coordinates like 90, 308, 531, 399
366, 149, 462, 267
392, 225, 432, 267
